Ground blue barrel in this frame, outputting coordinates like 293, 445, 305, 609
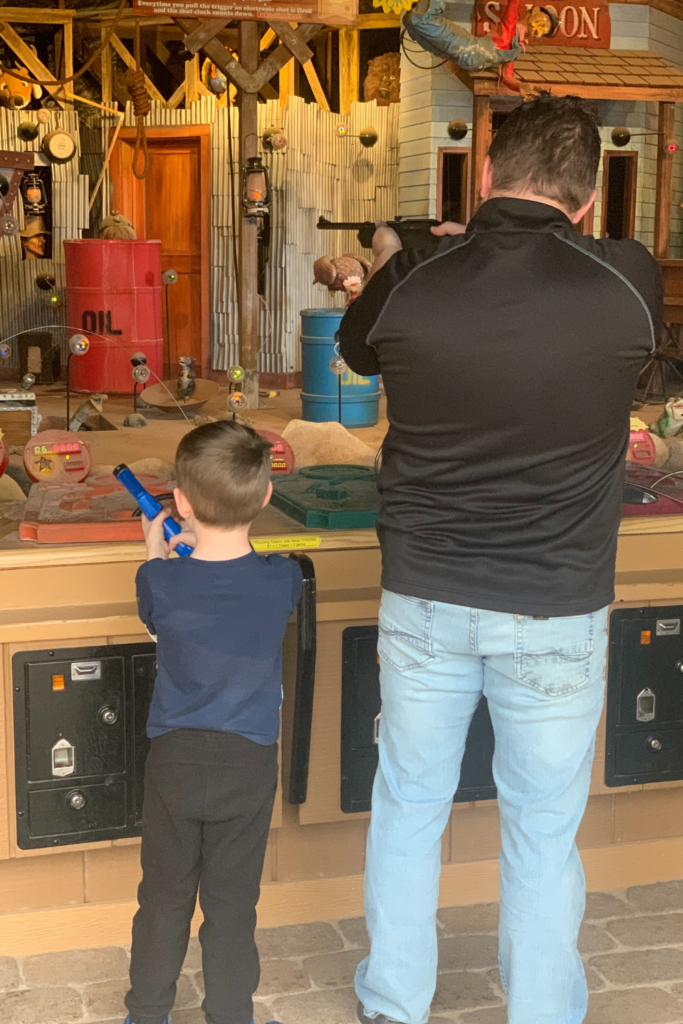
300, 308, 380, 428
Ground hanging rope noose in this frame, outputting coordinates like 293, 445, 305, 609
131, 18, 150, 180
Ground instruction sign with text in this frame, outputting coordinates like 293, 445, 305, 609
133, 0, 357, 24
474, 0, 611, 48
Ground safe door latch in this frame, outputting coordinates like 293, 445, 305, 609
636, 688, 656, 723
51, 737, 75, 777
656, 619, 681, 636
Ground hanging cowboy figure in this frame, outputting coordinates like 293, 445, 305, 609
403, 0, 559, 90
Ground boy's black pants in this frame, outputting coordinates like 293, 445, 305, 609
125, 728, 278, 1024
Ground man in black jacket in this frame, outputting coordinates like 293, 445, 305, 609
340, 95, 662, 1024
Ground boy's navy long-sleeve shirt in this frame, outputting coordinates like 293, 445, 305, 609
136, 552, 303, 745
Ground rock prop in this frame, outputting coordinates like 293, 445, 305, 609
282, 419, 377, 468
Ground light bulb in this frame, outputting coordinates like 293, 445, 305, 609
329, 355, 346, 376
46, 291, 62, 308
163, 269, 178, 285
228, 364, 245, 383
0, 341, 10, 359
335, 123, 348, 137
21, 373, 35, 390
132, 364, 151, 384
228, 391, 247, 410
69, 334, 89, 355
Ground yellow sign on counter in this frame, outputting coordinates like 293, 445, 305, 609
251, 536, 322, 552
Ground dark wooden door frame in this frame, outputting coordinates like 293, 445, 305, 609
601, 149, 638, 241
437, 146, 472, 223
109, 125, 211, 378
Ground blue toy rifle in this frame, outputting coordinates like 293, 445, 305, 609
114, 463, 194, 557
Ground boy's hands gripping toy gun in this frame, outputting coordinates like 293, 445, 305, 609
114, 463, 194, 557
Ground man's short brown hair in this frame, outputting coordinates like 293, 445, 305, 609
175, 420, 272, 528
488, 93, 601, 213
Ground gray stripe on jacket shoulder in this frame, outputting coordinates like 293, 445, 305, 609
554, 232, 657, 353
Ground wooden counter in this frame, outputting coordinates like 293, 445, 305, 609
1, 505, 683, 956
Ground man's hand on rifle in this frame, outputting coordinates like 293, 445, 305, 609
431, 221, 467, 237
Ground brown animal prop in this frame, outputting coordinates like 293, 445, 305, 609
364, 52, 401, 106
313, 253, 372, 292
0, 66, 42, 109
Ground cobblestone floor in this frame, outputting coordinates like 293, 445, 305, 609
4, 882, 683, 1024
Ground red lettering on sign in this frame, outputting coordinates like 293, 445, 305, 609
474, 0, 611, 48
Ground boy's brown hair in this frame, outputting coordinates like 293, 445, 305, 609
175, 420, 272, 528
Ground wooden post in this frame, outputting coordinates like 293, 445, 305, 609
100, 23, 112, 106
63, 16, 73, 110
238, 20, 261, 408
654, 101, 676, 260
339, 27, 359, 115
469, 94, 491, 219
186, 52, 200, 104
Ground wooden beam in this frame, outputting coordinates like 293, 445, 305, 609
0, 6, 74, 23
0, 21, 65, 106
654, 101, 676, 260
338, 26, 359, 115
279, 58, 295, 105
110, 31, 166, 106
175, 17, 255, 92
238, 19, 261, 408
100, 24, 112, 106
464, 72, 683, 103
302, 58, 330, 111
250, 23, 322, 94
167, 80, 186, 108
469, 94, 491, 217
63, 17, 73, 110
352, 12, 401, 28
267, 20, 313, 65
260, 27, 276, 50
183, 18, 231, 54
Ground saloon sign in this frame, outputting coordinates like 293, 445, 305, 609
474, 0, 611, 48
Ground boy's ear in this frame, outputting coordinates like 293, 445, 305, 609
262, 480, 273, 508
174, 486, 193, 520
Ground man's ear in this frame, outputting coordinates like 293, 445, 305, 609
174, 486, 193, 520
262, 480, 273, 508
480, 156, 494, 200
571, 188, 597, 226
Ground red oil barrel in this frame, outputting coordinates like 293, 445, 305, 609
64, 240, 163, 393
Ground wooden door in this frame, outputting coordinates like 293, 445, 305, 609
109, 127, 210, 378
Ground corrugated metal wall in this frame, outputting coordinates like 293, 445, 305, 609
0, 95, 399, 377
119, 95, 399, 374
0, 109, 90, 369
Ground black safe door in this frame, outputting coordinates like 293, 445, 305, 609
13, 643, 157, 849
340, 625, 496, 813
606, 606, 683, 786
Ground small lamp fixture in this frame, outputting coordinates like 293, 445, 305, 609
262, 127, 287, 153
162, 268, 178, 286
242, 156, 271, 216
359, 127, 378, 149
448, 119, 468, 141
228, 391, 247, 411
0, 341, 11, 359
22, 172, 46, 214
66, 334, 90, 427
611, 126, 679, 154
17, 121, 39, 143
35, 272, 56, 291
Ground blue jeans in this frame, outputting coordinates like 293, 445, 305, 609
355, 591, 609, 1024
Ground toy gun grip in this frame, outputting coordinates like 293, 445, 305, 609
114, 464, 194, 557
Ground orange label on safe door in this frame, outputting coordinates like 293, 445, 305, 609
641, 631, 652, 645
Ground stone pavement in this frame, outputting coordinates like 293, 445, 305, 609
4, 882, 683, 1024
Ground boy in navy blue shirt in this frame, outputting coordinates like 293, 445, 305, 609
124, 421, 302, 1024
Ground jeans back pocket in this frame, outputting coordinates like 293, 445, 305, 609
514, 613, 596, 696
378, 591, 435, 672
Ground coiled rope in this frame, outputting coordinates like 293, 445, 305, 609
130, 18, 150, 180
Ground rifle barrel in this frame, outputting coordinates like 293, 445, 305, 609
317, 217, 371, 230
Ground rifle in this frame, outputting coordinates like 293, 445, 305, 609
317, 215, 441, 251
